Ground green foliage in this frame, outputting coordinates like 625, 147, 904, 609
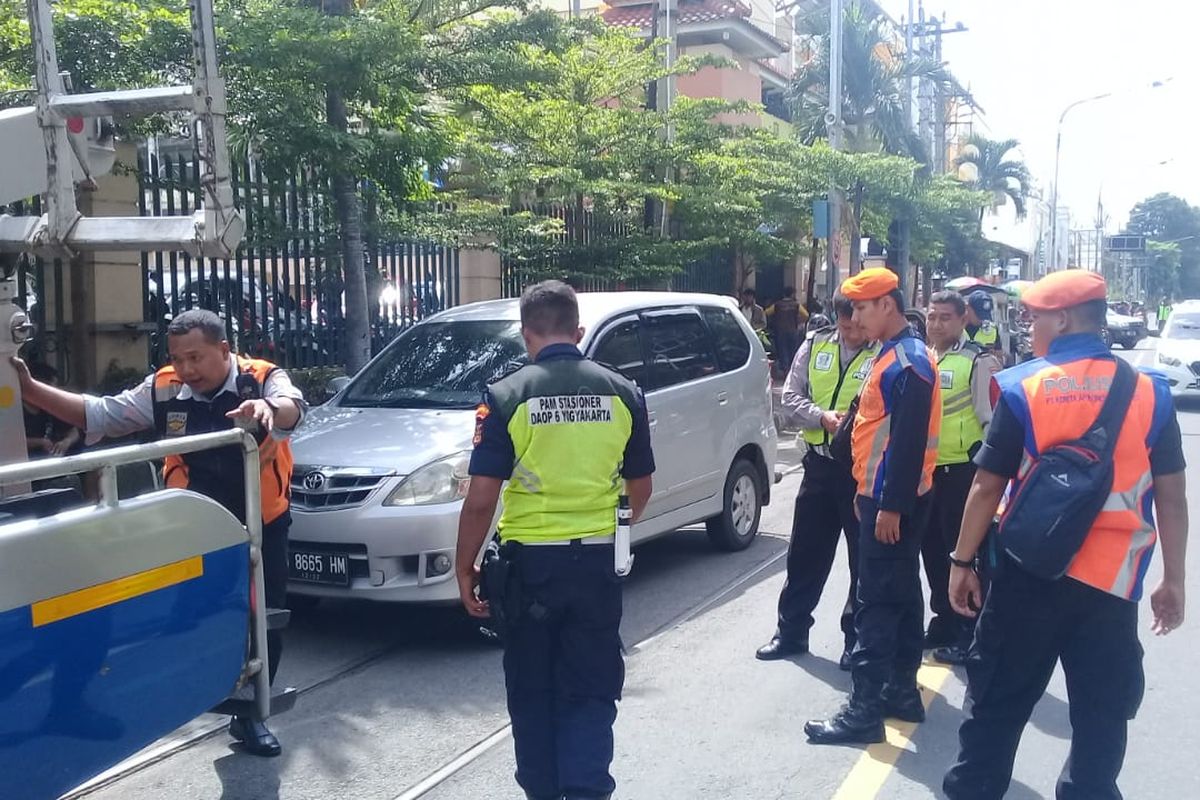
1126, 193, 1200, 298
954, 134, 1032, 219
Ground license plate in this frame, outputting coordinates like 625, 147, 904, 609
289, 549, 351, 587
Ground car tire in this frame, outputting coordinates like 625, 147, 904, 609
706, 459, 762, 552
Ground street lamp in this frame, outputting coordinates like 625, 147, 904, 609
1048, 79, 1172, 271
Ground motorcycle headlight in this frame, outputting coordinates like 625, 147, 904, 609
1158, 352, 1183, 368
384, 451, 471, 506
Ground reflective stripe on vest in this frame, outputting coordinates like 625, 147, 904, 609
802, 333, 876, 447
491, 359, 639, 543
1002, 357, 1160, 600
936, 344, 984, 465
154, 356, 293, 524
851, 336, 942, 500
970, 322, 998, 347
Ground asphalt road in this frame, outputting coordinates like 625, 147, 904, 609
74, 337, 1198, 800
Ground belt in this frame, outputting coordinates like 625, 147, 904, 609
521, 534, 615, 547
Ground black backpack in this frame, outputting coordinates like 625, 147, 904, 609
999, 359, 1138, 580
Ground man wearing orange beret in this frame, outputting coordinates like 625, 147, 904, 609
806, 268, 943, 745
943, 270, 1188, 799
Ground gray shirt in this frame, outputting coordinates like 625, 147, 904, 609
83, 355, 306, 445
781, 330, 871, 431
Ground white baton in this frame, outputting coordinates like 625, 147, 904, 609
615, 495, 634, 577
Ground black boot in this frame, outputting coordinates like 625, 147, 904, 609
756, 635, 809, 661
805, 676, 885, 745
882, 681, 925, 723
229, 715, 282, 757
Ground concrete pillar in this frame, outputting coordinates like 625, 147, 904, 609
458, 239, 503, 304
72, 142, 148, 389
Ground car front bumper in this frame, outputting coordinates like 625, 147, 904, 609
287, 499, 464, 604
1157, 362, 1200, 397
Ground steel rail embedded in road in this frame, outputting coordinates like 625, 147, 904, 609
388, 545, 791, 800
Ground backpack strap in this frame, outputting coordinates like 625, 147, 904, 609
1091, 359, 1138, 458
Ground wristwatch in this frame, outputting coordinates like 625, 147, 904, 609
948, 552, 975, 569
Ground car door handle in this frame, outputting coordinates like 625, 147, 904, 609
717, 391, 729, 405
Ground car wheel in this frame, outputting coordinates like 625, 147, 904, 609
706, 459, 762, 552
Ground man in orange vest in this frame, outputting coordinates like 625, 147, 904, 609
806, 268, 942, 745
12, 308, 306, 757
943, 270, 1188, 799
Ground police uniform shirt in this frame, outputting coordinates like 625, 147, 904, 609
780, 329, 872, 431
937, 333, 1002, 430
82, 355, 307, 444
977, 335, 1186, 485
470, 343, 655, 485
869, 327, 936, 514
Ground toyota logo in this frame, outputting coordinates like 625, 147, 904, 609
302, 471, 327, 491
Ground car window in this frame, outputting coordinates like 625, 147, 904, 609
592, 319, 647, 387
341, 320, 527, 409
642, 310, 719, 391
1165, 312, 1200, 341
700, 305, 751, 372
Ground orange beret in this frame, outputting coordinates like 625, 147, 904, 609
1021, 269, 1107, 311
840, 267, 899, 301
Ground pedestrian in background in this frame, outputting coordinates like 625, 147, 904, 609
739, 287, 767, 331
943, 270, 1188, 800
765, 286, 808, 378
806, 267, 941, 745
456, 280, 655, 800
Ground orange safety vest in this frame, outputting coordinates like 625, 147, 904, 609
153, 356, 293, 524
997, 337, 1167, 600
851, 334, 942, 501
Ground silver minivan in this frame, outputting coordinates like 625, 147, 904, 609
286, 292, 778, 604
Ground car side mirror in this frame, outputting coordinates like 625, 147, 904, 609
325, 376, 351, 401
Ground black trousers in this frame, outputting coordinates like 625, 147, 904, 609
943, 558, 1145, 800
919, 463, 976, 643
776, 452, 859, 650
850, 494, 930, 687
503, 542, 624, 799
262, 512, 290, 685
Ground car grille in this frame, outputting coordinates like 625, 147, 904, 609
291, 466, 397, 511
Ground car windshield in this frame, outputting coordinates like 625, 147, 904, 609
341, 320, 527, 409
1165, 313, 1200, 341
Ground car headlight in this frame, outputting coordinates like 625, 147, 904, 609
384, 451, 471, 506
1158, 353, 1183, 368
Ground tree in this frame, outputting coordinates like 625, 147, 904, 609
1125, 193, 1200, 298
954, 134, 1032, 221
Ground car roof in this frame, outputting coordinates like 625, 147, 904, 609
428, 291, 740, 330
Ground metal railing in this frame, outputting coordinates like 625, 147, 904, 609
0, 429, 272, 721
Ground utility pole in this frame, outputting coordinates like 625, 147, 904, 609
824, 0, 843, 301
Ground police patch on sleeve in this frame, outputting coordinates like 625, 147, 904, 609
528, 395, 613, 425
814, 351, 835, 371
473, 403, 489, 446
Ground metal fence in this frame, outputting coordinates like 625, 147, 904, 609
139, 153, 460, 370
6, 196, 69, 381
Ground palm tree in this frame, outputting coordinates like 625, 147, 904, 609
786, 2, 952, 278
954, 134, 1032, 221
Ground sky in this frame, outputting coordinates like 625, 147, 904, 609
876, 0, 1198, 233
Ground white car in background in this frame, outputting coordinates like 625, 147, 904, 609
1155, 300, 1200, 397
285, 292, 779, 605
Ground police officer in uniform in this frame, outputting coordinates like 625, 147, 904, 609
806, 268, 942, 745
920, 291, 1001, 664
456, 281, 654, 800
12, 309, 305, 757
965, 290, 1003, 359
943, 270, 1188, 799
756, 293, 877, 667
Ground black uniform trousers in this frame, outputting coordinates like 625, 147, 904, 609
776, 451, 859, 650
919, 463, 977, 645
943, 556, 1145, 800
262, 511, 290, 685
850, 494, 930, 687
503, 542, 624, 800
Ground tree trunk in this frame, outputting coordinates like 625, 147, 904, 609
806, 237, 818, 308
326, 87, 370, 375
